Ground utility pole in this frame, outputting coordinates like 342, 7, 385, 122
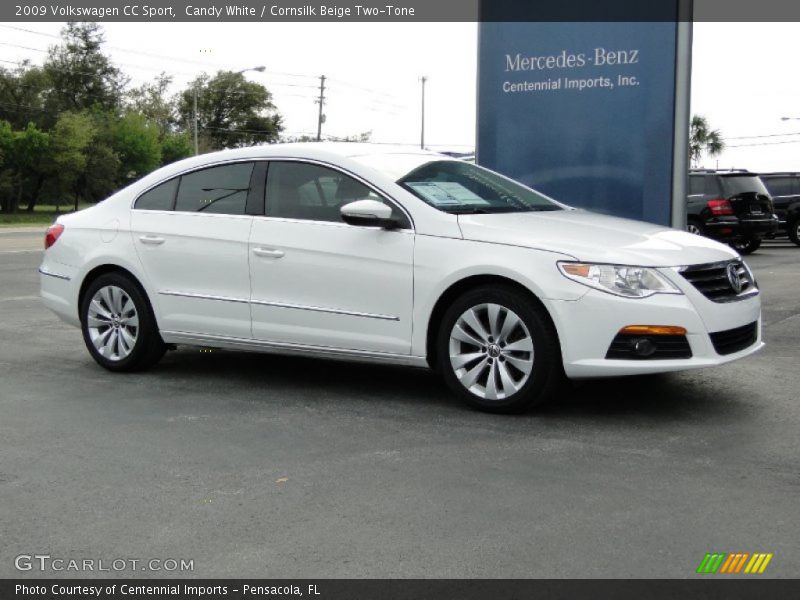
192, 85, 199, 155
420, 76, 427, 149
316, 75, 326, 142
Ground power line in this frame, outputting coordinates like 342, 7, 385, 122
724, 131, 800, 140
726, 139, 800, 148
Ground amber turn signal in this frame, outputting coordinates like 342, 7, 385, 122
619, 325, 687, 336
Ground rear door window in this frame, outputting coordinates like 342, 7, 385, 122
174, 162, 255, 215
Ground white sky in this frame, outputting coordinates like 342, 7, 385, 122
2, 21, 799, 169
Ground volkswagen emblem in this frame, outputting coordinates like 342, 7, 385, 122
727, 263, 743, 293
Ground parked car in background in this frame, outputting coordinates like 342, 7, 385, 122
39, 144, 763, 413
687, 169, 779, 254
759, 172, 800, 246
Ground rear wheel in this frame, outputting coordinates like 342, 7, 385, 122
788, 217, 800, 246
436, 285, 562, 413
80, 273, 165, 372
686, 219, 704, 236
730, 238, 761, 255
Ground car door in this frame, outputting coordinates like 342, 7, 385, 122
131, 160, 264, 339
248, 160, 414, 355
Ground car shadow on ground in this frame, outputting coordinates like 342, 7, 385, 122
149, 347, 747, 425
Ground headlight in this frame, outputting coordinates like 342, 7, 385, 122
557, 262, 682, 298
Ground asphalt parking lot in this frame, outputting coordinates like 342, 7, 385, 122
1, 228, 798, 579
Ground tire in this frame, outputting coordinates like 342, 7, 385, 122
80, 272, 166, 372
730, 238, 761, 255
435, 285, 563, 413
686, 219, 704, 236
788, 217, 800, 246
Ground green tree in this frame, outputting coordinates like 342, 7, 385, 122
111, 112, 161, 184
160, 131, 193, 165
690, 115, 724, 167
0, 123, 50, 213
0, 120, 15, 212
177, 71, 283, 152
0, 62, 50, 130
43, 22, 127, 119
49, 112, 95, 210
126, 72, 176, 136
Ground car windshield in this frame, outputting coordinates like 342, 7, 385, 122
398, 160, 563, 214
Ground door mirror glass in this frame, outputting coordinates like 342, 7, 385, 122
340, 199, 398, 228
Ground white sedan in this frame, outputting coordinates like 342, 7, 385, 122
39, 144, 763, 412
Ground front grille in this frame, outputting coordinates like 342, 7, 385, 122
709, 322, 758, 355
680, 260, 755, 302
606, 334, 692, 360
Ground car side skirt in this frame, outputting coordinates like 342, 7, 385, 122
161, 330, 430, 368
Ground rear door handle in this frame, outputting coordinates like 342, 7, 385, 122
253, 247, 285, 259
139, 235, 165, 245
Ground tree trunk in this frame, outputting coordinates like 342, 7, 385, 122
26, 175, 46, 212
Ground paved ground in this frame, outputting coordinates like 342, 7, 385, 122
0, 230, 798, 579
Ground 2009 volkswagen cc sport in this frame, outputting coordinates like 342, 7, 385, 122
40, 143, 763, 413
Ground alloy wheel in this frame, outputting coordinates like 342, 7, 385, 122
87, 285, 139, 361
687, 223, 702, 235
448, 303, 534, 400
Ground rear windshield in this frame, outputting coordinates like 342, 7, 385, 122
720, 176, 770, 196
398, 160, 563, 214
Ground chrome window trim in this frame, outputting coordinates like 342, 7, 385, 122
130, 156, 416, 231
158, 290, 399, 321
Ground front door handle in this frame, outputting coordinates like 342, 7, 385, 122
253, 247, 285, 259
139, 235, 165, 245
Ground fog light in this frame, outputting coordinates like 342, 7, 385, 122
631, 338, 657, 357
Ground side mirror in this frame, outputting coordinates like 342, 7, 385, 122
340, 199, 399, 229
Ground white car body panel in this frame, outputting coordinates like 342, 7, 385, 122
130, 210, 253, 339
248, 217, 414, 354
39, 142, 764, 380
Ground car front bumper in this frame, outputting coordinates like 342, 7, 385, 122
544, 278, 762, 378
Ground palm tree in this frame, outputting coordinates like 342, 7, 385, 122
690, 115, 724, 167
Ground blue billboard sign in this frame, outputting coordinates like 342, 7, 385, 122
478, 18, 690, 226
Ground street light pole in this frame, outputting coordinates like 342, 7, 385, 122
420, 76, 427, 150
193, 85, 199, 156
316, 75, 326, 142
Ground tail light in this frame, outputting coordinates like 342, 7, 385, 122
44, 223, 64, 249
707, 198, 734, 216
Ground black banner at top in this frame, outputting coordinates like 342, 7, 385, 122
2, 0, 800, 22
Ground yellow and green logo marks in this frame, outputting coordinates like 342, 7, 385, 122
697, 552, 773, 574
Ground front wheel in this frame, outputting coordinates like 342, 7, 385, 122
788, 217, 800, 246
730, 238, 762, 255
436, 286, 563, 413
80, 273, 166, 372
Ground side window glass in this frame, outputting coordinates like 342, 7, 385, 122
134, 178, 178, 210
688, 177, 703, 195
706, 177, 722, 196
174, 162, 254, 215
266, 161, 409, 227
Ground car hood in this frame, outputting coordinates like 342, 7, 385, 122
457, 209, 739, 267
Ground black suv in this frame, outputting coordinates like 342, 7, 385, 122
687, 170, 779, 254
759, 173, 800, 246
